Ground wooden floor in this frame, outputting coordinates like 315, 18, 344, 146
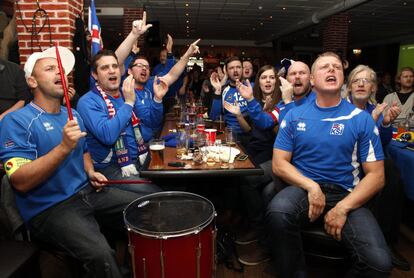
217, 233, 414, 278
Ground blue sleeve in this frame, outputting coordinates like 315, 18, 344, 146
0, 115, 37, 162
246, 99, 276, 129
209, 96, 222, 121
274, 110, 294, 152
133, 91, 163, 129
124, 53, 134, 70
376, 114, 392, 146
358, 114, 384, 162
278, 101, 295, 123
77, 96, 134, 145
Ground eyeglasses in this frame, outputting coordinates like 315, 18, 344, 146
351, 78, 373, 85
131, 63, 150, 70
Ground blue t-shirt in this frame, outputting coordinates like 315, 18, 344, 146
0, 103, 88, 222
274, 98, 384, 191
210, 84, 248, 134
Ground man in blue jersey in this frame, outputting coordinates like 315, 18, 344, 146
210, 56, 251, 145
126, 39, 199, 140
77, 34, 200, 188
0, 47, 141, 278
267, 52, 391, 277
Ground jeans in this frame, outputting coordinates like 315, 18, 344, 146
29, 184, 143, 278
266, 184, 392, 278
97, 162, 162, 195
240, 160, 273, 226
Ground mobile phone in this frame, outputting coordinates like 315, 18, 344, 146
168, 162, 186, 167
236, 154, 248, 161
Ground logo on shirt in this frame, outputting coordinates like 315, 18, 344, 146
330, 123, 345, 135
5, 161, 13, 171
297, 122, 306, 132
43, 122, 54, 131
280, 120, 287, 129
4, 139, 15, 148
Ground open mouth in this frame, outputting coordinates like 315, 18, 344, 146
109, 76, 117, 82
294, 82, 303, 88
54, 79, 62, 85
326, 76, 337, 83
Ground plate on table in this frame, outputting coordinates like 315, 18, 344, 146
200, 146, 240, 163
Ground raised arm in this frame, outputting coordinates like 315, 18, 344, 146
161, 39, 200, 86
115, 11, 152, 75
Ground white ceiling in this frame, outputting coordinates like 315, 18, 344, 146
87, 0, 414, 47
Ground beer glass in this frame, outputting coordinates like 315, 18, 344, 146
149, 139, 165, 169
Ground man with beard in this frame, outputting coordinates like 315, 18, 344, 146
0, 47, 141, 278
267, 52, 391, 278
126, 39, 200, 141
384, 67, 414, 121
239, 61, 313, 130
210, 56, 251, 145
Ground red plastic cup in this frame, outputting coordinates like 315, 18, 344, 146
204, 129, 217, 145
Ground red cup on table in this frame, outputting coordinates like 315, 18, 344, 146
204, 129, 217, 145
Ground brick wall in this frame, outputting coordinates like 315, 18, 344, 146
322, 11, 350, 59
15, 0, 83, 65
123, 8, 144, 48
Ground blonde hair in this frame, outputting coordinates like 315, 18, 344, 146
310, 52, 342, 74
345, 64, 377, 105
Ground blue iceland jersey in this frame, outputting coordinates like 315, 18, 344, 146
275, 98, 384, 191
77, 91, 140, 169
210, 84, 248, 134
134, 76, 164, 141
0, 103, 88, 222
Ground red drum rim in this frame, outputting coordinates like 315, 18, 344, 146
123, 191, 216, 239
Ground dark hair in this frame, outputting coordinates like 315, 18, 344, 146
128, 55, 150, 69
225, 56, 241, 67
253, 65, 281, 112
91, 49, 118, 73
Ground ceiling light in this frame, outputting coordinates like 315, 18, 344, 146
258, 6, 262, 10
282, 7, 286, 10
186, 20, 189, 23
186, 26, 189, 28
210, 45, 214, 48
269, 15, 273, 19
353, 49, 362, 55
260, 22, 263, 26
403, 2, 407, 5
186, 13, 189, 16
185, 3, 189, 7
348, 20, 352, 23
252, 27, 256, 31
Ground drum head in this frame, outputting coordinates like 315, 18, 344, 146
124, 191, 215, 237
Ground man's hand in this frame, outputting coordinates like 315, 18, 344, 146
166, 34, 173, 53
61, 120, 87, 153
224, 100, 241, 116
63, 87, 76, 105
153, 76, 169, 102
307, 185, 326, 222
122, 74, 136, 106
279, 76, 293, 104
132, 11, 152, 37
131, 40, 140, 55
382, 101, 401, 126
183, 39, 201, 58
236, 79, 253, 101
220, 65, 228, 86
210, 72, 222, 95
324, 205, 348, 241
88, 171, 108, 189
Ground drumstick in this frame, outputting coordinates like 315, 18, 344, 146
101, 179, 152, 184
95, 180, 152, 192
54, 42, 73, 120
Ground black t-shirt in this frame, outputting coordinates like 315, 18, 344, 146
0, 58, 32, 114
397, 90, 413, 105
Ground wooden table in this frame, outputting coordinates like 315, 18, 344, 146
139, 116, 264, 178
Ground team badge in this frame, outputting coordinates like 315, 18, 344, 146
43, 122, 54, 131
297, 122, 306, 132
330, 123, 345, 135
